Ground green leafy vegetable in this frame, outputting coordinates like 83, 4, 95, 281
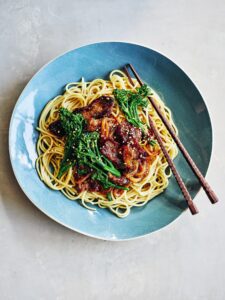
91, 170, 128, 190
60, 107, 85, 136
113, 84, 150, 130
57, 108, 127, 190
76, 132, 121, 177
76, 132, 128, 190
58, 108, 85, 178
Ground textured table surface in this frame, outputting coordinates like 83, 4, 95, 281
0, 1, 225, 299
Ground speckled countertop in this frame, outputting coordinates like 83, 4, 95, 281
0, 1, 225, 299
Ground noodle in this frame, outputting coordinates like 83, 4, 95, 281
36, 70, 178, 218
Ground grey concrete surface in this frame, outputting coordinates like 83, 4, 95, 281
0, 0, 225, 299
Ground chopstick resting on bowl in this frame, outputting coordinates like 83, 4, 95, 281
123, 65, 198, 214
123, 64, 218, 213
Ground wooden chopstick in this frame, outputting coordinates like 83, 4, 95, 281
125, 63, 218, 206
123, 66, 199, 215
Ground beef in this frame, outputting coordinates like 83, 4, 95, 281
100, 138, 124, 168
74, 96, 114, 120
74, 165, 92, 181
134, 140, 148, 160
87, 179, 103, 192
114, 121, 148, 172
85, 115, 117, 134
48, 120, 65, 137
76, 178, 110, 194
108, 173, 130, 186
86, 118, 102, 132
122, 144, 139, 171
76, 181, 90, 193
114, 122, 142, 145
122, 143, 148, 172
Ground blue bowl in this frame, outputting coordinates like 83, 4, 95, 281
9, 42, 212, 240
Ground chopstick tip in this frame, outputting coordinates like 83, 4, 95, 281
189, 202, 199, 215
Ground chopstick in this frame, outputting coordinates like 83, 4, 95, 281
123, 66, 198, 214
124, 63, 218, 208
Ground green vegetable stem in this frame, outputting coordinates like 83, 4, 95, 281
113, 84, 150, 130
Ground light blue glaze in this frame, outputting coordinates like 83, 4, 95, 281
9, 42, 212, 240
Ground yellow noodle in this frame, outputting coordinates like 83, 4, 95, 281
36, 70, 178, 218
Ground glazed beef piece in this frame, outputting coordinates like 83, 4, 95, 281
114, 122, 142, 145
122, 144, 139, 171
88, 179, 103, 192
76, 178, 110, 194
74, 165, 92, 180
48, 120, 65, 137
86, 118, 102, 132
76, 180, 90, 193
122, 143, 148, 172
100, 138, 124, 168
86, 116, 118, 134
80, 179, 102, 193
74, 96, 114, 120
49, 96, 113, 136
108, 173, 129, 186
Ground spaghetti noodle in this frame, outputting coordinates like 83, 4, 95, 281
36, 70, 178, 217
